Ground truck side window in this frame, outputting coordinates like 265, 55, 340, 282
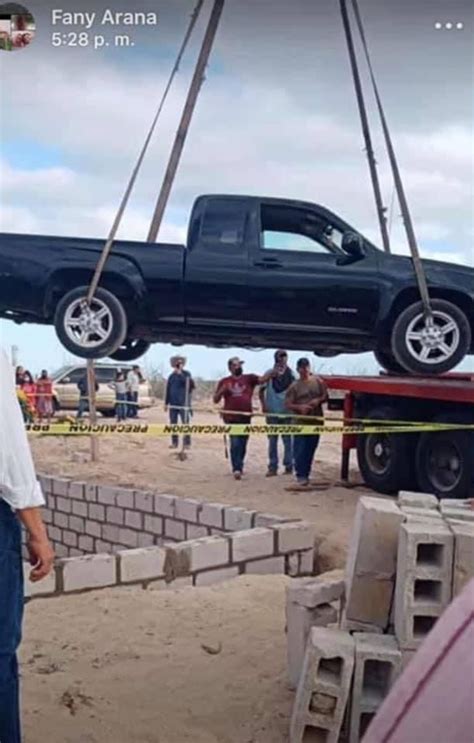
260, 204, 341, 255
200, 200, 248, 249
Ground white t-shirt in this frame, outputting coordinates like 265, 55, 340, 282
127, 371, 140, 393
0, 348, 45, 509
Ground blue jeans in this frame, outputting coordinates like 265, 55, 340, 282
0, 500, 23, 743
267, 415, 293, 472
116, 393, 127, 421
127, 391, 138, 418
169, 406, 191, 447
293, 435, 320, 482
76, 397, 89, 418
230, 435, 249, 473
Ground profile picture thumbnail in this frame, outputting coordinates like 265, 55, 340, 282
0, 3, 35, 51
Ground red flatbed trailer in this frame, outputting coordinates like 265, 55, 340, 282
321, 372, 474, 499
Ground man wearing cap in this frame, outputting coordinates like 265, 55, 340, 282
213, 358, 275, 480
259, 350, 295, 477
285, 358, 328, 488
164, 356, 195, 449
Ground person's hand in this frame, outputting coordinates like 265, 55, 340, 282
300, 404, 312, 416
27, 535, 55, 582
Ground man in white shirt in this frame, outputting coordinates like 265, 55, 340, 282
0, 348, 54, 743
126, 365, 142, 419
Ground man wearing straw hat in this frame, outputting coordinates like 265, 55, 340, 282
164, 355, 195, 450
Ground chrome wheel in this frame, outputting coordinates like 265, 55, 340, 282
405, 310, 460, 365
63, 297, 113, 349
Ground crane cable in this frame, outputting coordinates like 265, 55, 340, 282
85, 0, 205, 306
349, 0, 433, 318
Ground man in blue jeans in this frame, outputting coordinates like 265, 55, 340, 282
0, 348, 55, 742
285, 358, 328, 488
259, 349, 295, 476
164, 356, 195, 449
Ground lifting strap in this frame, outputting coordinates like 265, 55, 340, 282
85, 0, 205, 305
339, 0, 391, 253
349, 0, 433, 317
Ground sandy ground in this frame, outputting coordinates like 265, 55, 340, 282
23, 405, 372, 742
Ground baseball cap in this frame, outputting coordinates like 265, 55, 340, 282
228, 356, 244, 367
296, 357, 311, 369
274, 349, 288, 360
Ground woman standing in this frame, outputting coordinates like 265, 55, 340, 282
109, 370, 128, 421
20, 371, 37, 420
36, 370, 54, 422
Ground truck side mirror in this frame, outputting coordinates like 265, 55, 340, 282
342, 231, 365, 258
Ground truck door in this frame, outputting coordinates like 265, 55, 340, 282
247, 202, 381, 336
184, 196, 253, 327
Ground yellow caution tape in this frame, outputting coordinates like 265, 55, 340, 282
25, 422, 474, 437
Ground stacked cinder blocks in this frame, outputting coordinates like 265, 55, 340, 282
394, 521, 453, 649
449, 520, 474, 596
290, 627, 355, 743
349, 633, 401, 743
286, 570, 345, 689
343, 497, 404, 632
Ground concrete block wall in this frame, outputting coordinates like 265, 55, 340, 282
24, 475, 316, 600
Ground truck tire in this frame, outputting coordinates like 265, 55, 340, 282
109, 339, 150, 362
391, 299, 471, 375
415, 414, 474, 499
373, 348, 406, 375
356, 406, 416, 494
54, 287, 127, 360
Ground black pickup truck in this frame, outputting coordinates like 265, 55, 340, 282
1, 194, 473, 374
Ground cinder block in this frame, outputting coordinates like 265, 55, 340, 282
56, 496, 72, 514
349, 633, 401, 743
271, 522, 315, 553
164, 518, 186, 541
119, 546, 166, 583
394, 521, 453, 649
115, 488, 135, 509
255, 512, 291, 527
52, 478, 70, 496
78, 535, 94, 553
450, 521, 474, 596
229, 528, 274, 562
106, 506, 124, 526
61, 553, 116, 592
55, 543, 69, 558
118, 528, 139, 548
441, 508, 474, 523
245, 556, 285, 575
53, 512, 68, 529
224, 507, 256, 531
68, 515, 85, 533
398, 491, 439, 509
69, 548, 83, 557
123, 509, 142, 530
199, 502, 226, 529
89, 503, 105, 522
37, 475, 52, 493
137, 532, 155, 548
134, 491, 154, 513
164, 535, 229, 581
97, 485, 118, 505
288, 570, 345, 609
84, 520, 101, 538
400, 649, 417, 671
63, 530, 77, 548
47, 525, 62, 543
84, 484, 97, 502
299, 550, 314, 575
286, 603, 339, 689
95, 540, 112, 554
69, 482, 85, 500
102, 524, 120, 543
154, 494, 176, 518
23, 564, 57, 597
143, 514, 163, 535
72, 500, 88, 518
342, 619, 383, 634
186, 524, 208, 540
45, 493, 55, 510
439, 498, 471, 511
290, 627, 355, 743
401, 506, 442, 521
42, 508, 53, 525
175, 498, 202, 522
344, 496, 404, 630
194, 566, 240, 586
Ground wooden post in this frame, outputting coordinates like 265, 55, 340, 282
147, 0, 226, 242
86, 360, 99, 462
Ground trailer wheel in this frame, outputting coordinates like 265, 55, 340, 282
416, 414, 474, 499
356, 406, 415, 494
391, 299, 471, 375
109, 339, 150, 362
54, 287, 127, 359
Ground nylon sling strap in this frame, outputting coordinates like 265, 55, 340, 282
85, 0, 205, 305
350, 0, 433, 317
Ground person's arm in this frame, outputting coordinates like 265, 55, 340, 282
307, 378, 329, 410
259, 385, 267, 413
213, 379, 226, 404
164, 375, 170, 410
0, 350, 54, 581
257, 368, 277, 385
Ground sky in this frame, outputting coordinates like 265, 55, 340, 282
0, 0, 473, 377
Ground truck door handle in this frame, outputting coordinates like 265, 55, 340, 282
254, 258, 282, 268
